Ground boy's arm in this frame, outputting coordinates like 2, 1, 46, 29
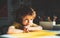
28, 23, 43, 31
7, 26, 23, 34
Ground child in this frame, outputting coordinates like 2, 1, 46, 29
7, 7, 42, 34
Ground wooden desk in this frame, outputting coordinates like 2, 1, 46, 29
9, 30, 57, 38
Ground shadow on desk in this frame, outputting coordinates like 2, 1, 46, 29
52, 26, 60, 30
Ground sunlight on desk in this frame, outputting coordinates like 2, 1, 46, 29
9, 30, 56, 38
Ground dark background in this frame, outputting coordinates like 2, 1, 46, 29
0, 0, 60, 26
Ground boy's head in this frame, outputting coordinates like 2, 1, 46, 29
16, 7, 36, 26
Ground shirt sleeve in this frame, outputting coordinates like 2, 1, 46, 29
30, 23, 38, 27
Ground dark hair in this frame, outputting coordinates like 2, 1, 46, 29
15, 7, 34, 24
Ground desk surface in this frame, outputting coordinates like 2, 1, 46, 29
1, 30, 60, 38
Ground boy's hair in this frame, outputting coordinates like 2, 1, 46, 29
15, 7, 35, 23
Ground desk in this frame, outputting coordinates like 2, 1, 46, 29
1, 30, 60, 38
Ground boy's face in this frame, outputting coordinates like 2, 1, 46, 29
22, 12, 36, 26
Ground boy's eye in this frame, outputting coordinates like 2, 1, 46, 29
24, 19, 29, 22
31, 19, 32, 20
30, 19, 33, 20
